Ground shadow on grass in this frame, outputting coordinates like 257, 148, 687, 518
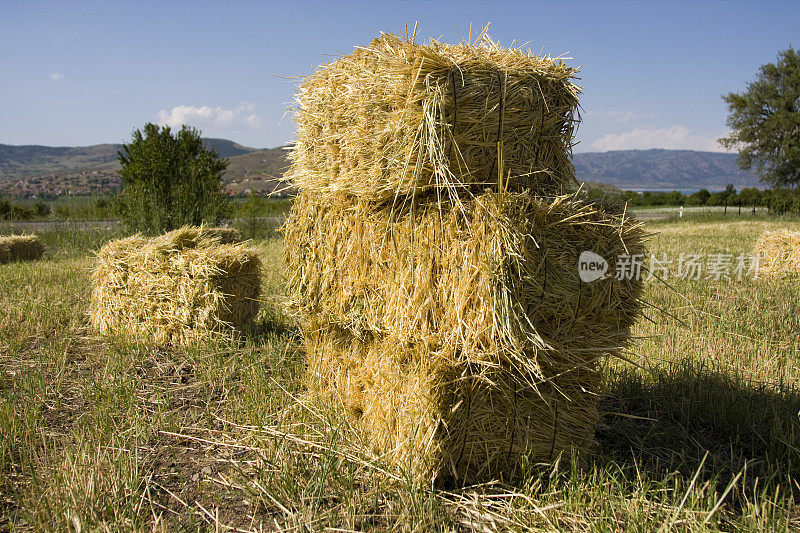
244, 313, 299, 344
597, 359, 800, 497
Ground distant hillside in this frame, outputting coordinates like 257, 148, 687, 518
0, 143, 120, 176
0, 138, 279, 177
572, 149, 761, 190
0, 141, 764, 198
0, 139, 291, 197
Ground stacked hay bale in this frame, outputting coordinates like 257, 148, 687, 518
90, 226, 261, 345
755, 229, 800, 279
284, 33, 645, 484
0, 234, 45, 264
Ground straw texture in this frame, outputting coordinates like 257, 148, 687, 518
0, 234, 45, 264
283, 31, 644, 485
286, 32, 581, 203
286, 190, 645, 483
755, 229, 800, 278
286, 190, 645, 381
304, 322, 603, 485
90, 226, 261, 345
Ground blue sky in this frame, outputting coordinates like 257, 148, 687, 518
1, 0, 798, 152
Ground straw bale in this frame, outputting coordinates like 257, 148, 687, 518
755, 229, 800, 278
304, 322, 600, 485
285, 190, 645, 381
286, 190, 645, 483
89, 226, 261, 344
287, 32, 580, 203
0, 234, 45, 263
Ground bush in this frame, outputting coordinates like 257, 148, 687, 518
767, 188, 800, 215
118, 123, 231, 235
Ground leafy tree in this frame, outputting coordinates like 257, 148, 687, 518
118, 123, 231, 234
667, 190, 685, 206
719, 48, 800, 187
687, 189, 711, 206
738, 187, 762, 207
0, 198, 10, 220
706, 192, 726, 206
723, 184, 737, 199
767, 188, 800, 214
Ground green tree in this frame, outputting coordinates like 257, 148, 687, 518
738, 187, 762, 207
666, 190, 685, 206
118, 123, 231, 234
687, 188, 711, 206
719, 48, 800, 188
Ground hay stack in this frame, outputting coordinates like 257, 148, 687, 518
90, 226, 261, 345
287, 191, 645, 483
0, 234, 45, 263
287, 32, 581, 203
304, 323, 602, 483
286, 190, 645, 375
755, 229, 800, 278
284, 32, 644, 485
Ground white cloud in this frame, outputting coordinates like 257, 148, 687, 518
50, 72, 63, 81
156, 102, 262, 131
590, 125, 729, 152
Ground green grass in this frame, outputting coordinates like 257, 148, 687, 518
1, 219, 799, 531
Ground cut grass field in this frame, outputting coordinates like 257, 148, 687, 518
1, 215, 799, 531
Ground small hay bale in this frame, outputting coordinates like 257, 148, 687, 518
0, 234, 45, 264
89, 226, 261, 344
286, 32, 581, 202
286, 191, 646, 483
755, 229, 800, 278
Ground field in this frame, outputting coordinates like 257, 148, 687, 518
1, 214, 799, 531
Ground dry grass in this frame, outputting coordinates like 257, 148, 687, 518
89, 226, 261, 345
1, 219, 799, 530
755, 228, 800, 278
0, 234, 45, 264
285, 31, 581, 204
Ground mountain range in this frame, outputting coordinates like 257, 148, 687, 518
0, 140, 763, 196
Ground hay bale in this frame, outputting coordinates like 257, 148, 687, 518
286, 190, 645, 374
755, 229, 800, 278
90, 226, 261, 344
287, 32, 581, 203
286, 191, 645, 483
0, 234, 45, 263
305, 322, 601, 485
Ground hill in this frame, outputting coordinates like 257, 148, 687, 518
0, 141, 763, 198
572, 149, 760, 190
0, 139, 291, 197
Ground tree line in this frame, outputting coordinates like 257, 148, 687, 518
586, 185, 765, 209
